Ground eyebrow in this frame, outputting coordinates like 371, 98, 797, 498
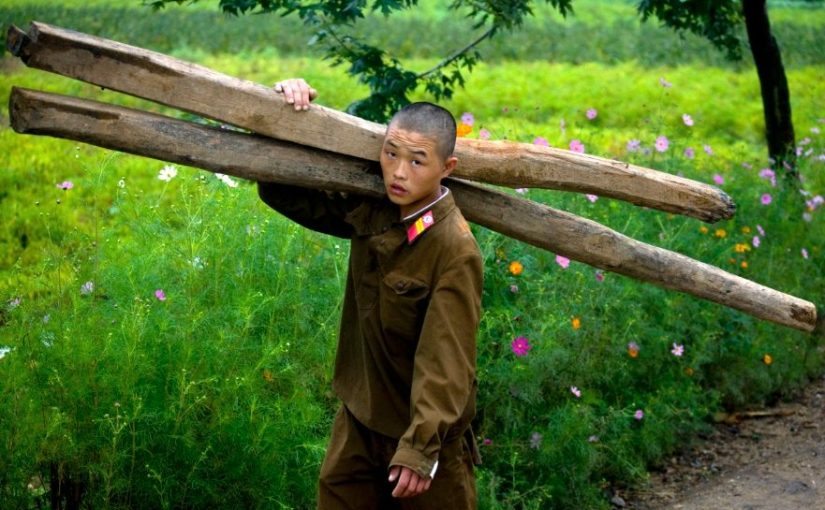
386, 140, 429, 158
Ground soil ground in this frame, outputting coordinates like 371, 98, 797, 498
625, 373, 825, 510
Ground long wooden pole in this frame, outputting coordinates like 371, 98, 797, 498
6, 22, 735, 223
9, 87, 819, 333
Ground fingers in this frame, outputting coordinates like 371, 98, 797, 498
390, 466, 432, 498
273, 78, 317, 111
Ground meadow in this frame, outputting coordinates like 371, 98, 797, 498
1, 1, 824, 508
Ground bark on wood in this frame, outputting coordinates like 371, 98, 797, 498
9, 87, 818, 333
7, 21, 735, 223
742, 0, 797, 176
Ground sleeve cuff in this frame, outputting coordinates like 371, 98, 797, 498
389, 447, 439, 480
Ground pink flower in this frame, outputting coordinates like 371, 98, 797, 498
569, 139, 585, 153
802, 248, 809, 259
757, 224, 766, 236
586, 108, 598, 120
509, 284, 519, 294
482, 438, 493, 446
533, 137, 549, 147
655, 136, 669, 152
627, 139, 641, 152
479, 128, 491, 140
570, 386, 582, 398
682, 114, 694, 126
57, 180, 74, 190
761, 193, 772, 205
154, 289, 167, 301
671, 343, 684, 357
594, 270, 605, 282
515, 188, 528, 194
752, 236, 761, 248
585, 194, 599, 203
511, 336, 532, 357
703, 144, 714, 155
713, 174, 724, 185
461, 112, 474, 126
634, 409, 645, 420
684, 147, 695, 159
659, 77, 672, 88
556, 255, 570, 269
759, 168, 776, 187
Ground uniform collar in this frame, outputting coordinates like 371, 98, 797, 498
402, 186, 454, 244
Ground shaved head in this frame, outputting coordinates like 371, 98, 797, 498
388, 102, 457, 161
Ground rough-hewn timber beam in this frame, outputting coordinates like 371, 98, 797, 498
9, 87, 818, 333
7, 21, 735, 223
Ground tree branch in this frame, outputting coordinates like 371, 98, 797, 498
416, 25, 496, 79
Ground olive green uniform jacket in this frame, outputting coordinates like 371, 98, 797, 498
258, 182, 483, 479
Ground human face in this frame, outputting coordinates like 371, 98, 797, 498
380, 126, 457, 218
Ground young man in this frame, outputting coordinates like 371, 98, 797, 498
261, 79, 482, 509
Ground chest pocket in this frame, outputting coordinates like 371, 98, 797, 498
380, 272, 430, 354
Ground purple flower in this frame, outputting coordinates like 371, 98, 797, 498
533, 137, 549, 147
761, 193, 772, 206
556, 255, 570, 269
585, 194, 599, 203
713, 174, 724, 185
634, 409, 645, 421
671, 343, 684, 357
509, 284, 519, 294
154, 289, 167, 301
802, 248, 809, 259
594, 270, 605, 282
511, 336, 532, 357
682, 114, 694, 126
759, 168, 777, 187
703, 144, 714, 155
757, 224, 766, 236
461, 112, 474, 126
479, 128, 491, 140
569, 139, 585, 153
57, 181, 74, 190
586, 108, 598, 120
655, 136, 669, 152
482, 438, 493, 446
752, 236, 761, 248
570, 386, 582, 398
684, 147, 695, 159
627, 139, 641, 153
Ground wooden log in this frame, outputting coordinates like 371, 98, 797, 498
6, 21, 735, 223
9, 87, 819, 333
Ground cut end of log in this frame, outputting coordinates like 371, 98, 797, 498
8, 87, 30, 133
5, 24, 30, 58
710, 188, 737, 223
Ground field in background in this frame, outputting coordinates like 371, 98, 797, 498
1, 1, 824, 508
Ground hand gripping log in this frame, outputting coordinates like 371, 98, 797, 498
9, 87, 820, 333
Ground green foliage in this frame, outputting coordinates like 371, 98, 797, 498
1, 2, 824, 508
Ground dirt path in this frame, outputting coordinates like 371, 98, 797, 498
627, 374, 825, 510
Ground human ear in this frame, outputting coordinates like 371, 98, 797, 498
443, 156, 458, 178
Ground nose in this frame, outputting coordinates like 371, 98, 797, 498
393, 161, 408, 180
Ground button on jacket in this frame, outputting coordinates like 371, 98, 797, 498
258, 182, 483, 478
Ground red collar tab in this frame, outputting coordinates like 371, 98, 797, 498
406, 210, 435, 244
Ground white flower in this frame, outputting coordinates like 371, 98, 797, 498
118, 179, 126, 189
158, 165, 178, 182
0, 347, 12, 359
216, 173, 238, 188
80, 281, 94, 295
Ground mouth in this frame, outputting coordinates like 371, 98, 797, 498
388, 183, 407, 196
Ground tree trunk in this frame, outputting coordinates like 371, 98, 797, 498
9, 87, 820, 333
6, 22, 736, 223
741, 0, 797, 178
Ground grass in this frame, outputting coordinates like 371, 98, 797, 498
1, 1, 824, 508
